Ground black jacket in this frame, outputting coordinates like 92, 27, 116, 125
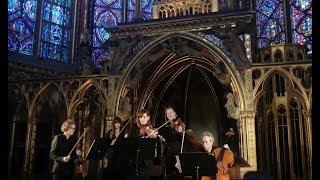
50, 134, 78, 173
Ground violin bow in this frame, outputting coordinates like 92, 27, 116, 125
68, 127, 90, 156
114, 115, 133, 141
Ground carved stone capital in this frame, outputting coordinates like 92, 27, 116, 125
240, 111, 256, 118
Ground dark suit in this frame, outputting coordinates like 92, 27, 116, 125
50, 134, 78, 180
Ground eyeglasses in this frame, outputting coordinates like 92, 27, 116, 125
68, 127, 76, 130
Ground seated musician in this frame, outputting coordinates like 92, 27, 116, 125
200, 131, 234, 180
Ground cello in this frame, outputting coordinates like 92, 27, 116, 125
212, 147, 234, 180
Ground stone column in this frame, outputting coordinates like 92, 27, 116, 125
239, 111, 257, 170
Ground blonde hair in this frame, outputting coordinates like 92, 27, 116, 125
61, 119, 77, 132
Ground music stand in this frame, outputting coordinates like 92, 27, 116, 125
178, 152, 217, 180
86, 138, 111, 160
118, 138, 157, 175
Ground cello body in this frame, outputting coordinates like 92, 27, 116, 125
201, 147, 234, 180
213, 147, 234, 180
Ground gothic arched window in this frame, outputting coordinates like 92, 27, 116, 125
8, 0, 38, 55
290, 0, 312, 51
256, 0, 286, 48
93, 0, 122, 64
40, 0, 73, 62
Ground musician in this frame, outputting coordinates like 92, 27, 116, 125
164, 106, 203, 176
127, 109, 162, 176
50, 119, 81, 180
201, 131, 234, 180
105, 117, 125, 165
103, 117, 133, 179
223, 127, 239, 156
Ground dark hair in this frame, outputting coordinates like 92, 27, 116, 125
113, 116, 122, 123
137, 109, 150, 118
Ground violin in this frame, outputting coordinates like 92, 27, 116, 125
169, 117, 186, 134
74, 155, 88, 178
139, 124, 158, 138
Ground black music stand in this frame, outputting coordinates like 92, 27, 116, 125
86, 138, 111, 160
118, 138, 157, 176
178, 152, 217, 180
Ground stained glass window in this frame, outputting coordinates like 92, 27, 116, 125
93, 0, 122, 65
93, 0, 154, 65
290, 0, 312, 51
8, 0, 38, 55
142, 0, 153, 20
256, 0, 286, 48
40, 0, 73, 62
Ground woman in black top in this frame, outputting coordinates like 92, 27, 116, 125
50, 119, 81, 180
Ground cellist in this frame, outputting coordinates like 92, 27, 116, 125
200, 131, 234, 180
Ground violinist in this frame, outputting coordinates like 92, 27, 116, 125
50, 119, 82, 180
103, 117, 132, 179
164, 106, 185, 175
126, 109, 163, 176
105, 117, 124, 165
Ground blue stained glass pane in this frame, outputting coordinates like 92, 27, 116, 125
8, 11, 21, 22
49, 44, 61, 59
42, 23, 50, 41
64, 10, 71, 27
294, 0, 311, 10
127, 10, 135, 22
41, 43, 49, 58
95, 10, 118, 27
62, 48, 69, 62
297, 16, 312, 36
50, 24, 63, 45
260, 0, 279, 17
256, 0, 286, 48
290, 0, 312, 50
23, 0, 37, 21
43, 2, 51, 20
19, 37, 34, 55
65, 0, 72, 8
142, 0, 152, 9
8, 32, 19, 51
52, 5, 64, 25
8, 0, 37, 55
97, 27, 110, 42
8, 0, 21, 13
93, 0, 122, 66
63, 29, 70, 47
40, 0, 73, 62
93, 48, 110, 64
101, 0, 117, 5
128, 0, 135, 10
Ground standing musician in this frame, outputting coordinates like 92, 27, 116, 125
126, 109, 164, 176
164, 106, 203, 176
102, 117, 132, 179
50, 119, 82, 180
200, 131, 234, 180
105, 117, 126, 166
